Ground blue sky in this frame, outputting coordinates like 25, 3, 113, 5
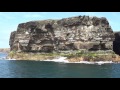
0, 12, 120, 48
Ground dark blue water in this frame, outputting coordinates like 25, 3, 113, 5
0, 53, 120, 78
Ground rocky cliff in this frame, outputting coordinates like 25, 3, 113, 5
9, 15, 115, 52
113, 32, 120, 55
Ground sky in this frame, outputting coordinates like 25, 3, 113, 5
0, 12, 120, 48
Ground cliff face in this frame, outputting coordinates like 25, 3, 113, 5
113, 32, 120, 55
9, 15, 115, 52
9, 31, 16, 51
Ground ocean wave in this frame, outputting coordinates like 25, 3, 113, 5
6, 58, 16, 60
44, 57, 114, 65
0, 56, 16, 60
69, 61, 113, 65
1, 56, 114, 65
0, 57, 7, 60
44, 57, 69, 63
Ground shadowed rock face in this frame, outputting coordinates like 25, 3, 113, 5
9, 15, 115, 52
113, 32, 120, 55
9, 31, 16, 51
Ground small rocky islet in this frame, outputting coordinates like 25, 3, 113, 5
8, 15, 120, 62
0, 48, 10, 53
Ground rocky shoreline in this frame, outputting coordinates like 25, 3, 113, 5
7, 50, 120, 63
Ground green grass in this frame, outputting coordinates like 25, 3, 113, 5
8, 50, 117, 61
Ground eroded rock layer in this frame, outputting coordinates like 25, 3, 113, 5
9, 15, 115, 52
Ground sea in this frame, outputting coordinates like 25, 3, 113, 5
0, 52, 120, 78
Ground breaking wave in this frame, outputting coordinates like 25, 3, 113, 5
7, 58, 16, 60
70, 61, 113, 65
44, 57, 114, 65
45, 57, 69, 63
0, 57, 6, 60
0, 53, 7, 60
0, 52, 114, 65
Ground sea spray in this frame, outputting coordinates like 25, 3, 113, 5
7, 58, 16, 60
45, 57, 69, 63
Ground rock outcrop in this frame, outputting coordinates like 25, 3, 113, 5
9, 15, 115, 52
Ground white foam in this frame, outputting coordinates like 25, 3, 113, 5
7, 58, 16, 60
0, 57, 7, 60
95, 61, 113, 65
68, 61, 95, 64
44, 57, 114, 65
1, 56, 114, 65
66, 61, 113, 65
44, 57, 69, 63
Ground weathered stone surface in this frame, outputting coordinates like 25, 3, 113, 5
9, 15, 115, 52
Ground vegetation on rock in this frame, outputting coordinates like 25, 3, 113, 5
8, 50, 120, 63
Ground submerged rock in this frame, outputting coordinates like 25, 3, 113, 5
9, 15, 115, 52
